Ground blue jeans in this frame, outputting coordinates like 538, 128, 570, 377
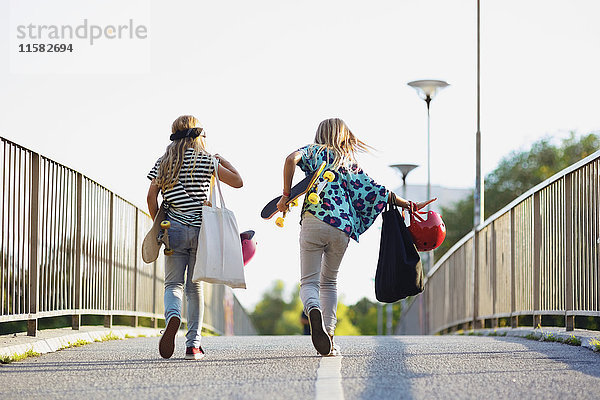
164, 220, 204, 348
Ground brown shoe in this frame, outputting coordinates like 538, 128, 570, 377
159, 316, 180, 359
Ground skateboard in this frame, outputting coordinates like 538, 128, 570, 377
141, 204, 173, 263
261, 161, 334, 227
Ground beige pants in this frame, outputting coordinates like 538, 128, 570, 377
299, 213, 350, 335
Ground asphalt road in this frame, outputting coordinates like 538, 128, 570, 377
2, 335, 599, 399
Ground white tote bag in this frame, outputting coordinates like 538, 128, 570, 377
192, 158, 246, 289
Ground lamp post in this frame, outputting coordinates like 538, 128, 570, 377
475, 0, 484, 227
407, 79, 449, 273
387, 163, 419, 335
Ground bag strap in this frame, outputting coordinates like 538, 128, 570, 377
211, 157, 227, 209
387, 191, 398, 212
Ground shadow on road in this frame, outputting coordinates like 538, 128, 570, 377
338, 336, 420, 399
1, 354, 318, 374
487, 335, 600, 379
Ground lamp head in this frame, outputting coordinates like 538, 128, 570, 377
407, 80, 449, 103
390, 164, 419, 180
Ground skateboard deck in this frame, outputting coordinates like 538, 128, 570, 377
261, 162, 334, 227
142, 203, 173, 263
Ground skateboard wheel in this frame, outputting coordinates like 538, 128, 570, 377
308, 193, 320, 205
323, 171, 335, 182
164, 248, 174, 256
276, 217, 285, 228
160, 221, 171, 229
291, 199, 299, 207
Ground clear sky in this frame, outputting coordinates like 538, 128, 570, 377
1, 0, 599, 310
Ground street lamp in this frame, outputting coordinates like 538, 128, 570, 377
475, 0, 484, 228
390, 164, 419, 201
387, 163, 419, 335
407, 79, 449, 273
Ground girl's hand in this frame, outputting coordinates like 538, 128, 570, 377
414, 198, 437, 210
277, 196, 289, 212
214, 153, 228, 166
214, 154, 243, 188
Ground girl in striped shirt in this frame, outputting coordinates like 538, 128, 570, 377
147, 115, 243, 360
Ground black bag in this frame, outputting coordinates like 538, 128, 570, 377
375, 193, 424, 303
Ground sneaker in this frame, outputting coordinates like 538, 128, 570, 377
185, 346, 206, 360
318, 335, 341, 356
328, 335, 341, 356
308, 308, 332, 356
159, 316, 180, 359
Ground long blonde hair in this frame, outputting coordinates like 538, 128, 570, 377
312, 118, 371, 170
155, 115, 208, 191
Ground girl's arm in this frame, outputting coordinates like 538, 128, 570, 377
215, 154, 243, 188
277, 150, 302, 212
147, 181, 160, 220
390, 192, 437, 210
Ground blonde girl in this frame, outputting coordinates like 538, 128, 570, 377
277, 118, 434, 356
147, 115, 242, 360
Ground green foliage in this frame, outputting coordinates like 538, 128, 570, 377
59, 339, 91, 350
0, 347, 40, 364
524, 333, 539, 340
274, 286, 304, 335
436, 132, 599, 259
335, 302, 361, 336
563, 335, 581, 346
94, 331, 121, 343
435, 195, 473, 261
250, 280, 288, 335
251, 282, 376, 335
347, 298, 380, 335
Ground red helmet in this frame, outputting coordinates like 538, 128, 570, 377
240, 230, 257, 266
408, 202, 446, 252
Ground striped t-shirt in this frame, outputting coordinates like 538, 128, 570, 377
147, 148, 215, 227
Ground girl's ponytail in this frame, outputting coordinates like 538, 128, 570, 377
313, 118, 372, 170
155, 115, 208, 191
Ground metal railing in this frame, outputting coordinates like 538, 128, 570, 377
398, 150, 600, 335
0, 137, 256, 336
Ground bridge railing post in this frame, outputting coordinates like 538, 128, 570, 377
473, 229, 482, 329
510, 209, 518, 328
72, 173, 83, 330
490, 222, 498, 329
27, 152, 40, 336
132, 211, 139, 328
104, 194, 114, 328
564, 174, 574, 331
533, 192, 542, 328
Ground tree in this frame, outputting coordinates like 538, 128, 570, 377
334, 301, 361, 335
274, 286, 304, 335
251, 280, 363, 335
346, 297, 402, 335
250, 280, 287, 335
347, 297, 378, 335
435, 132, 599, 259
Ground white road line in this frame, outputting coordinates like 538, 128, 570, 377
315, 356, 344, 400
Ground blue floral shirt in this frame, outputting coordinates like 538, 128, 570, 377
297, 145, 389, 242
